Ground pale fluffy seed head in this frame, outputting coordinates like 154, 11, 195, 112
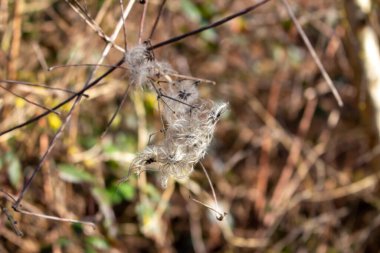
130, 100, 228, 188
125, 44, 228, 188
162, 80, 199, 122
125, 45, 172, 89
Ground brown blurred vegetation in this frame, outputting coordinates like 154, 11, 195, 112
1, 0, 380, 252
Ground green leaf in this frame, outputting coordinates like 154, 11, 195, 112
180, 0, 216, 42
79, 136, 97, 149
0, 157, 3, 170
85, 236, 109, 250
180, 0, 202, 23
58, 237, 70, 247
58, 164, 95, 183
85, 248, 96, 253
116, 183, 135, 200
5, 152, 21, 188
91, 187, 112, 205
102, 142, 119, 155
115, 133, 136, 152
105, 187, 122, 204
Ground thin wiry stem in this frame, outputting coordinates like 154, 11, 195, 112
148, 77, 196, 109
190, 196, 226, 221
1, 207, 23, 237
149, 0, 166, 40
15, 208, 96, 229
157, 97, 165, 131
168, 73, 215, 85
138, 0, 149, 44
0, 79, 84, 96
0, 58, 125, 137
160, 92, 197, 109
11, 59, 123, 207
280, 0, 343, 107
199, 162, 226, 220
0, 189, 94, 236
149, 78, 197, 112
101, 83, 131, 137
65, 0, 126, 54
119, 0, 128, 50
49, 63, 129, 71
13, 0, 137, 208
96, 0, 136, 69
0, 0, 269, 136
14, 96, 80, 208
149, 0, 271, 50
0, 84, 60, 115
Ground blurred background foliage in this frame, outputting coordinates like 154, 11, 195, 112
1, 0, 380, 252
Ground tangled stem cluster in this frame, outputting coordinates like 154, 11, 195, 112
125, 44, 228, 188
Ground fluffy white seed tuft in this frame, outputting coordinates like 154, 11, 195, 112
125, 44, 173, 89
131, 99, 228, 188
124, 43, 228, 188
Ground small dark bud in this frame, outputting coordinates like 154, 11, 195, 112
145, 158, 156, 164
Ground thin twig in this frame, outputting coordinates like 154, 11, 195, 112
0, 0, 270, 136
189, 196, 226, 221
0, 189, 95, 235
148, 0, 166, 40
12, 0, 138, 208
32, 42, 48, 71
13, 96, 79, 208
101, 83, 131, 137
148, 79, 176, 113
0, 84, 61, 115
0, 79, 86, 96
138, 0, 149, 44
149, 0, 271, 50
168, 73, 216, 85
280, 0, 343, 107
96, 0, 136, 64
1, 207, 23, 237
0, 58, 125, 137
200, 162, 226, 220
149, 78, 196, 109
15, 208, 96, 229
119, 0, 128, 50
7, 0, 22, 79
66, 0, 126, 54
270, 89, 317, 210
48, 63, 129, 71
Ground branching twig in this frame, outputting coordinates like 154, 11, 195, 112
0, 58, 125, 136
0, 84, 61, 115
12, 0, 138, 207
149, 0, 271, 50
1, 207, 23, 237
0, 79, 85, 96
0, 0, 270, 136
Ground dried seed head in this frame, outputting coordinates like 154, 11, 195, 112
169, 80, 199, 103
209, 102, 229, 124
162, 80, 199, 122
124, 43, 228, 189
125, 44, 172, 89
131, 99, 228, 188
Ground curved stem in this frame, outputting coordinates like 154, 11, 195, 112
149, 0, 271, 50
